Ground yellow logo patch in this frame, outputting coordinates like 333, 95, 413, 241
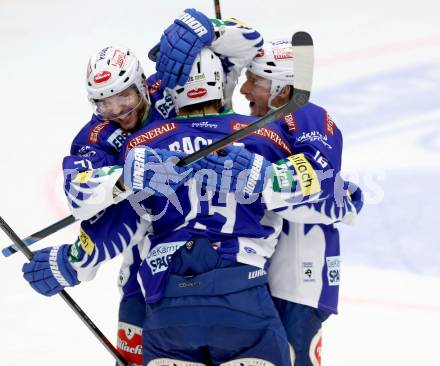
72, 170, 93, 184
288, 154, 321, 196
78, 227, 95, 255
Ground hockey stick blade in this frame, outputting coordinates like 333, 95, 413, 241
0, 216, 129, 366
178, 31, 314, 166
2, 214, 76, 257
2, 32, 313, 257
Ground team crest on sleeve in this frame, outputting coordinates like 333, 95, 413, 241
146, 241, 186, 274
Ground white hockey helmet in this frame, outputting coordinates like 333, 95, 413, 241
166, 48, 225, 112
86, 45, 150, 117
248, 39, 294, 109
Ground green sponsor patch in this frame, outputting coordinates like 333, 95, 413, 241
272, 160, 296, 192
68, 240, 83, 262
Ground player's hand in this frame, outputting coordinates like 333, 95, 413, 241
124, 147, 193, 197
153, 8, 215, 88
22, 245, 80, 296
191, 145, 272, 194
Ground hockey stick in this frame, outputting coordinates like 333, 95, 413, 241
2, 31, 313, 257
214, 0, 222, 19
2, 214, 76, 257
0, 216, 129, 366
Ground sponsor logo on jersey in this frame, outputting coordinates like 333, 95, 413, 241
107, 128, 129, 152
326, 256, 340, 286
221, 358, 274, 366
110, 49, 126, 68
284, 113, 297, 132
187, 88, 207, 99
297, 131, 332, 149
72, 170, 93, 184
302, 261, 315, 282
94, 70, 112, 84
146, 241, 186, 274
125, 122, 178, 156
78, 227, 95, 255
272, 162, 295, 192
309, 328, 322, 366
232, 121, 292, 155
273, 46, 293, 60
117, 322, 142, 366
178, 12, 209, 38
191, 121, 218, 129
288, 153, 321, 196
88, 121, 110, 144
248, 268, 267, 279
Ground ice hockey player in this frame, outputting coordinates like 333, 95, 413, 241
25, 47, 299, 366
150, 11, 364, 365
24, 8, 360, 366
61, 11, 265, 365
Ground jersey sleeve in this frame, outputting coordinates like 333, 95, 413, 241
262, 104, 352, 224
68, 200, 152, 282
210, 18, 264, 107
63, 117, 128, 220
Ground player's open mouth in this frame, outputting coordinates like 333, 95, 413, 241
249, 101, 255, 107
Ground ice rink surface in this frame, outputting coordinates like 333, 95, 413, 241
1, 1, 439, 365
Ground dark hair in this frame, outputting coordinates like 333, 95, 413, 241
179, 99, 222, 114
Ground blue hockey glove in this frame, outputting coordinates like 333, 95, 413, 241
153, 8, 215, 88
22, 244, 80, 296
191, 145, 272, 194
124, 147, 193, 197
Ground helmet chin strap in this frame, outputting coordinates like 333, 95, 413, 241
267, 82, 291, 111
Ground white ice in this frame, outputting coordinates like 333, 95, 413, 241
1, 1, 439, 365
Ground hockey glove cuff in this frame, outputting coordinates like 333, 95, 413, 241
22, 244, 80, 297
154, 8, 215, 88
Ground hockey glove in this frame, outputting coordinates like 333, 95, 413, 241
124, 147, 193, 197
22, 244, 80, 296
191, 145, 272, 195
153, 8, 215, 88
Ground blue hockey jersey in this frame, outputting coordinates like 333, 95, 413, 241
69, 105, 352, 305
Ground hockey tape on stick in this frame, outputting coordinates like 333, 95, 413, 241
2, 215, 76, 257
0, 215, 129, 366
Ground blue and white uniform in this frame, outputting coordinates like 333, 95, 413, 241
66, 104, 353, 365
